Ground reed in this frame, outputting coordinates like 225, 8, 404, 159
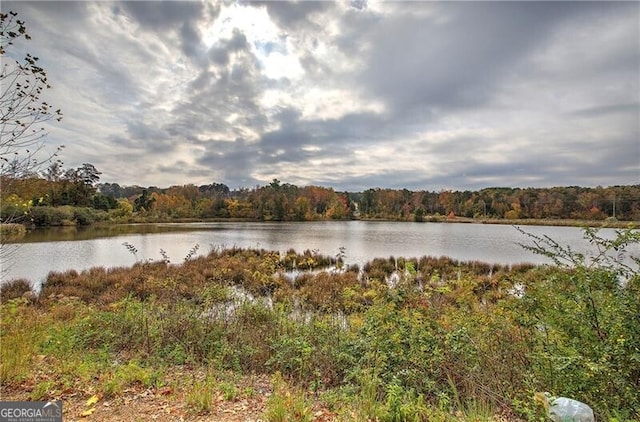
3, 229, 637, 420
0, 223, 26, 242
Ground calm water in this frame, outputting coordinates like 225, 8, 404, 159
2, 221, 634, 287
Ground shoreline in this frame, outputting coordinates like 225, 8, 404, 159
5, 216, 636, 231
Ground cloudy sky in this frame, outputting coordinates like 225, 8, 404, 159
4, 0, 639, 191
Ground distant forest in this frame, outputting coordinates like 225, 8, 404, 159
2, 163, 639, 225
98, 180, 640, 221
1, 164, 640, 225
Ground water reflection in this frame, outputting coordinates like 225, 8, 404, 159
3, 221, 635, 288
12, 224, 222, 244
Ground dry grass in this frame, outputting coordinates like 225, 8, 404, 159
4, 243, 636, 420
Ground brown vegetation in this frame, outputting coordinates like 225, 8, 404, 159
2, 229, 639, 421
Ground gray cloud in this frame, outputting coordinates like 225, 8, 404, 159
344, 2, 607, 115
569, 103, 639, 119
209, 28, 249, 65
118, 1, 220, 61
3, 0, 638, 190
117, 1, 205, 29
246, 0, 334, 29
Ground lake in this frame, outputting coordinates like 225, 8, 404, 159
2, 221, 634, 288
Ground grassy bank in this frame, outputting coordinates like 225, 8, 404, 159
0, 223, 26, 242
469, 217, 636, 229
1, 229, 639, 421
129, 215, 638, 229
397, 215, 637, 229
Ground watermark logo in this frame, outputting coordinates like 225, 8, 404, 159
0, 401, 62, 422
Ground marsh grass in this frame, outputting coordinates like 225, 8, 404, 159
0, 223, 26, 242
3, 231, 638, 420
0, 278, 33, 302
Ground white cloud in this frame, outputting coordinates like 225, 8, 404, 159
3, 0, 637, 190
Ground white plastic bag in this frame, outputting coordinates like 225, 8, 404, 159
548, 396, 595, 422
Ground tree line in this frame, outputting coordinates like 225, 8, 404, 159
1, 12, 638, 227
356, 185, 640, 221
1, 162, 638, 226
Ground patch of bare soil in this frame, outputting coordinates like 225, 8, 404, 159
1, 370, 337, 422
65, 389, 267, 421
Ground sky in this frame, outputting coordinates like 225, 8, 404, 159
3, 0, 639, 192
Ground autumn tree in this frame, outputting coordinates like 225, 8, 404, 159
51, 163, 102, 206
150, 192, 191, 218
327, 193, 351, 220
1, 11, 62, 271
134, 189, 155, 213
1, 11, 62, 183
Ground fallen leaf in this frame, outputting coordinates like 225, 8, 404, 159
81, 407, 96, 417
85, 394, 99, 407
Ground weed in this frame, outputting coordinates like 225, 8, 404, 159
0, 299, 41, 384
186, 376, 216, 414
218, 381, 237, 401
516, 227, 640, 413
264, 372, 312, 422
29, 381, 55, 401
457, 398, 496, 422
184, 243, 200, 261
102, 360, 161, 397
0, 223, 26, 241
384, 381, 430, 422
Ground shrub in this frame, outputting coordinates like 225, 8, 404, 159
0, 194, 30, 223
0, 279, 33, 302
296, 271, 359, 312
21, 206, 107, 226
351, 296, 444, 397
222, 302, 279, 372
11, 239, 639, 419
266, 313, 354, 388
515, 227, 640, 416
27, 206, 74, 226
72, 207, 95, 225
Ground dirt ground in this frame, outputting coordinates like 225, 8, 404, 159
3, 386, 262, 421
1, 372, 338, 422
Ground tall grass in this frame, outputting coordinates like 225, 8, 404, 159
2, 230, 638, 420
0, 223, 26, 241
265, 372, 313, 422
0, 299, 42, 384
